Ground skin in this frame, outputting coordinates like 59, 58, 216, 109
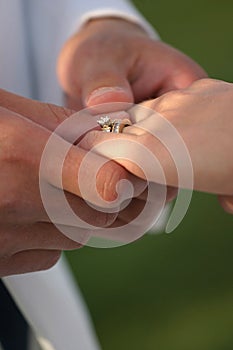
0, 90, 145, 277
80, 79, 233, 214
57, 18, 207, 109
0, 17, 208, 276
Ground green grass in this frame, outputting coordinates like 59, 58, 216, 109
66, 1, 233, 349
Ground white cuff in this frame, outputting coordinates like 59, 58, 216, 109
77, 8, 160, 40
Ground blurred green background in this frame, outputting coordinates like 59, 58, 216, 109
66, 1, 233, 349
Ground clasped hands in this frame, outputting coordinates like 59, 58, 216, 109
1, 18, 232, 277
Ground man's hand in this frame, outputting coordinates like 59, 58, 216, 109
0, 90, 145, 276
57, 18, 207, 109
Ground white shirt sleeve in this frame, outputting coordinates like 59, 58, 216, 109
70, 0, 160, 39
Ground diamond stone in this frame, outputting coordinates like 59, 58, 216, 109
97, 116, 112, 127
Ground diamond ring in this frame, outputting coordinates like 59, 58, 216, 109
97, 116, 132, 133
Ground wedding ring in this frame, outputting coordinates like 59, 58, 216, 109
97, 116, 132, 133
112, 119, 132, 133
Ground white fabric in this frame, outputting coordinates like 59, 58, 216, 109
0, 0, 31, 97
3, 256, 101, 350
0, 1, 158, 349
0, 0, 158, 103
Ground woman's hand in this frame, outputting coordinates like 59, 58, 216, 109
80, 79, 233, 211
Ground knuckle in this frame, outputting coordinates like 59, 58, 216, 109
153, 90, 182, 113
76, 202, 117, 228
92, 212, 117, 228
45, 104, 74, 124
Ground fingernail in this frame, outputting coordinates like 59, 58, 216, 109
86, 86, 132, 106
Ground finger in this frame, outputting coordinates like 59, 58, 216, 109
63, 190, 118, 227
115, 185, 173, 227
60, 141, 146, 205
65, 47, 133, 107
0, 88, 75, 132
58, 26, 135, 107
79, 129, 149, 180
79, 129, 153, 180
80, 63, 134, 107
0, 250, 61, 277
87, 195, 159, 244
37, 182, 118, 227
80, 129, 178, 188
116, 198, 146, 226
2, 107, 142, 208
130, 42, 207, 101
0, 223, 82, 255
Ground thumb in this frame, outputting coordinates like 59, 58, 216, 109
60, 58, 134, 108
84, 80, 134, 107
68, 52, 134, 107
57, 32, 134, 108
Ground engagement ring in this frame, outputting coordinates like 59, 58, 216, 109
97, 116, 132, 133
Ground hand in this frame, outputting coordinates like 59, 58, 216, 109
79, 79, 233, 211
57, 18, 207, 109
0, 90, 145, 276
